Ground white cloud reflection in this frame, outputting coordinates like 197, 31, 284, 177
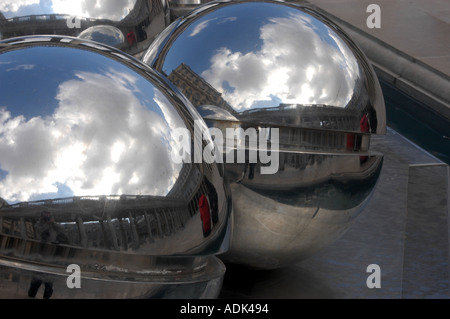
55, 0, 136, 20
0, 0, 40, 15
0, 0, 136, 20
189, 18, 217, 37
6, 64, 35, 72
0, 68, 183, 203
201, 12, 361, 112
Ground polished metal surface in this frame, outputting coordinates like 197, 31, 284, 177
0, 35, 231, 297
223, 154, 383, 268
78, 25, 125, 47
143, 0, 386, 269
0, 255, 225, 299
0, 0, 170, 55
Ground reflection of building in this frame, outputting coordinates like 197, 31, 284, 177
237, 104, 370, 153
168, 163, 202, 201
0, 161, 219, 250
168, 63, 235, 114
238, 104, 360, 131
1, 14, 81, 38
0, 195, 188, 250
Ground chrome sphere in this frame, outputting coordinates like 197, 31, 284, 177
143, 0, 386, 269
78, 25, 125, 47
0, 0, 170, 55
0, 35, 231, 298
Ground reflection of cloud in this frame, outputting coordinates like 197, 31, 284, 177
0, 68, 182, 203
189, 17, 237, 37
218, 17, 237, 24
190, 18, 217, 37
53, 0, 136, 20
0, 0, 136, 20
201, 12, 360, 111
6, 64, 35, 72
0, 0, 40, 15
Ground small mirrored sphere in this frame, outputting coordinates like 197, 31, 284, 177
78, 25, 125, 47
143, 0, 386, 269
0, 35, 231, 298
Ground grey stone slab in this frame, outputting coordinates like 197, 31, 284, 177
402, 164, 450, 298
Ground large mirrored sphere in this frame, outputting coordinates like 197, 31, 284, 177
0, 35, 231, 298
143, 0, 386, 269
